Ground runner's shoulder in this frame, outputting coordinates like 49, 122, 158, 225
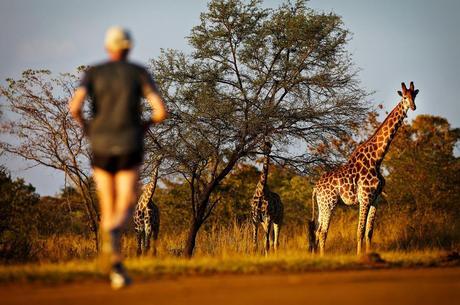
84, 61, 149, 79
82, 61, 110, 76
126, 61, 150, 75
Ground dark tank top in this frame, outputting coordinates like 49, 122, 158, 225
80, 61, 157, 155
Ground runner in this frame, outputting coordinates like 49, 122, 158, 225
69, 26, 167, 289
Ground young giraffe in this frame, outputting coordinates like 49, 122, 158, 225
310, 82, 419, 256
133, 156, 161, 256
251, 141, 284, 255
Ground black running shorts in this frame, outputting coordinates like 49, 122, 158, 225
92, 151, 143, 174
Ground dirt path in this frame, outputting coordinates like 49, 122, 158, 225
2, 267, 459, 305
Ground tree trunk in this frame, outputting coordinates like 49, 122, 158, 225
183, 157, 240, 258
184, 218, 201, 258
82, 193, 100, 252
72, 175, 100, 253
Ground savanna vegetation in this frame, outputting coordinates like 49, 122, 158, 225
0, 114, 459, 264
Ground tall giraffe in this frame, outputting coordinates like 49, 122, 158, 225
310, 82, 419, 256
133, 156, 162, 256
251, 141, 284, 255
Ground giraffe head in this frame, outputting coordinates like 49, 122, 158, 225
397, 81, 419, 111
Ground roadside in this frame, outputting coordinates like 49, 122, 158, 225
0, 250, 459, 284
1, 267, 459, 305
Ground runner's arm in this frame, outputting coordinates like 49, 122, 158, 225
145, 91, 167, 124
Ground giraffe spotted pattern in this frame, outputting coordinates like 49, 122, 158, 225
310, 82, 419, 256
133, 157, 161, 256
251, 142, 284, 255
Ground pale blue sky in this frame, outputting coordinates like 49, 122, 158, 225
1, 0, 459, 195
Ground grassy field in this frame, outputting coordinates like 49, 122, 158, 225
2, 211, 458, 284
28, 210, 460, 262
1, 250, 459, 284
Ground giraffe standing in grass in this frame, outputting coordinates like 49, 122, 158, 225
251, 142, 284, 255
133, 156, 161, 256
309, 82, 419, 256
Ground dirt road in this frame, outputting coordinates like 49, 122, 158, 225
2, 267, 459, 305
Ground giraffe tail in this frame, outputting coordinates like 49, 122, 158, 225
307, 188, 317, 253
311, 188, 316, 222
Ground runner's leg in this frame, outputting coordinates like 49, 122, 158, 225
111, 166, 140, 263
93, 167, 116, 232
93, 167, 116, 269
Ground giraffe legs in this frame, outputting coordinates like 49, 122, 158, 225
315, 209, 332, 256
136, 226, 157, 256
263, 222, 272, 256
273, 223, 281, 253
136, 230, 143, 256
252, 221, 259, 251
365, 205, 377, 253
357, 200, 371, 256
253, 220, 280, 255
144, 221, 152, 254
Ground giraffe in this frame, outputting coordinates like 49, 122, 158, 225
251, 141, 284, 256
309, 82, 419, 256
133, 156, 162, 256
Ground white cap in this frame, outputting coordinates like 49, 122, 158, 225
104, 26, 132, 51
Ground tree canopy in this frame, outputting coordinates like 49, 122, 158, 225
384, 115, 460, 212
0, 166, 39, 261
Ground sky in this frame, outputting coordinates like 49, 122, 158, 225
1, 0, 459, 196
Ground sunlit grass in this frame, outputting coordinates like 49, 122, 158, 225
1, 212, 458, 284
0, 249, 457, 284
24, 209, 459, 263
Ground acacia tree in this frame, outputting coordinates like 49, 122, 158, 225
0, 69, 100, 249
149, 0, 369, 257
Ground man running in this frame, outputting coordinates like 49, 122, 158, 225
69, 26, 167, 289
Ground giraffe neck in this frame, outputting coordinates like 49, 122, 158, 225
364, 101, 407, 166
140, 182, 155, 208
255, 153, 270, 196
140, 159, 161, 208
149, 160, 161, 197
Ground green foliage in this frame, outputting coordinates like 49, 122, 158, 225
380, 115, 460, 248
0, 167, 40, 262
212, 163, 260, 226
0, 170, 94, 262
152, 180, 191, 234
268, 165, 312, 226
36, 190, 90, 237
147, 161, 313, 233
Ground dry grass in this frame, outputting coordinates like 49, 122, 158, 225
1, 210, 458, 284
26, 209, 460, 263
1, 249, 458, 284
